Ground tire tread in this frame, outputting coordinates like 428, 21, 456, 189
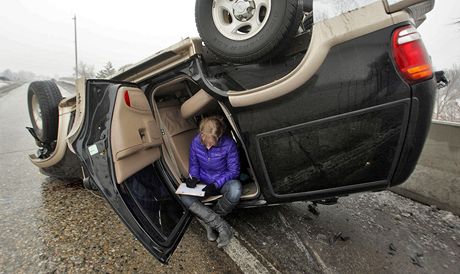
196, 0, 304, 64
27, 81, 62, 143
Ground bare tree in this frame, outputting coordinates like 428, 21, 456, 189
434, 64, 460, 122
96, 62, 116, 79
1, 69, 14, 81
1, 69, 36, 82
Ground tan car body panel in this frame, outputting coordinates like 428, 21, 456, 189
228, 1, 411, 107
29, 97, 76, 168
383, 0, 433, 13
110, 38, 203, 83
66, 78, 86, 154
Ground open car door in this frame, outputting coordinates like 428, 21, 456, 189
73, 80, 192, 263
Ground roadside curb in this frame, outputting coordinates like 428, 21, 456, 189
391, 187, 460, 216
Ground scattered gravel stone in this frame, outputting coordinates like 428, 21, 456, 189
70, 256, 84, 265
388, 243, 397, 255
389, 243, 397, 252
317, 234, 327, 241
47, 261, 58, 273
442, 212, 455, 222
329, 232, 350, 245
410, 255, 423, 268
308, 204, 320, 216
401, 212, 411, 218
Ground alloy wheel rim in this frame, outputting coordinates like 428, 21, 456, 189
212, 0, 272, 41
31, 94, 43, 131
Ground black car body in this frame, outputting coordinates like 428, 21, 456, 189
27, 0, 437, 263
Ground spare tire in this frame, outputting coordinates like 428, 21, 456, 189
27, 81, 62, 143
196, 0, 304, 64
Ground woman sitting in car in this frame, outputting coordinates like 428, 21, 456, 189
181, 116, 242, 248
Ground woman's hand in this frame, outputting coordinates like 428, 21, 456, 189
186, 177, 200, 188
203, 183, 219, 197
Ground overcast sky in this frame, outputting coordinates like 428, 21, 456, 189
0, 0, 459, 77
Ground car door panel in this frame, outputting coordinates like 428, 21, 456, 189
111, 86, 162, 183
74, 80, 191, 263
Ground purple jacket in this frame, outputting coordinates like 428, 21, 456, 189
189, 134, 240, 188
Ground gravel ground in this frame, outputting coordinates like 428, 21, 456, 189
0, 178, 241, 273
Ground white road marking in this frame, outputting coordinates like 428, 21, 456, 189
277, 210, 333, 274
223, 229, 280, 274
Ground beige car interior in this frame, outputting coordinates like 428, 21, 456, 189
111, 87, 163, 183
151, 77, 259, 200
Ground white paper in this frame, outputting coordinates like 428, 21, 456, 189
175, 183, 207, 197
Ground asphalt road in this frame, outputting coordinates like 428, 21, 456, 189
1, 84, 459, 273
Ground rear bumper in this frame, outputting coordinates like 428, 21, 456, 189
390, 78, 436, 186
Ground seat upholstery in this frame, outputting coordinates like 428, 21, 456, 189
157, 100, 198, 177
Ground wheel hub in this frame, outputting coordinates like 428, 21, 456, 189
233, 0, 255, 22
211, 0, 271, 41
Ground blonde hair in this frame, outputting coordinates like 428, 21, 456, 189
199, 116, 225, 145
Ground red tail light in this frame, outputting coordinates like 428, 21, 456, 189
124, 90, 131, 107
392, 25, 433, 83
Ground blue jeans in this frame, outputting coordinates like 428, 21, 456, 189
181, 180, 242, 211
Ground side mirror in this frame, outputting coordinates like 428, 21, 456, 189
435, 71, 449, 88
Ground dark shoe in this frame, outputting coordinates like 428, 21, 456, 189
198, 219, 217, 242
216, 225, 233, 248
189, 202, 233, 248
213, 195, 237, 216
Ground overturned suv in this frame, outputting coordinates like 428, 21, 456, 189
26, 0, 437, 263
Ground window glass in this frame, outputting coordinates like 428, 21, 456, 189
257, 104, 406, 194
120, 165, 184, 243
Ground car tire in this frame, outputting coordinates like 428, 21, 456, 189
27, 81, 62, 144
196, 0, 304, 64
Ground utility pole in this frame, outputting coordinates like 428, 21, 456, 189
73, 15, 79, 80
